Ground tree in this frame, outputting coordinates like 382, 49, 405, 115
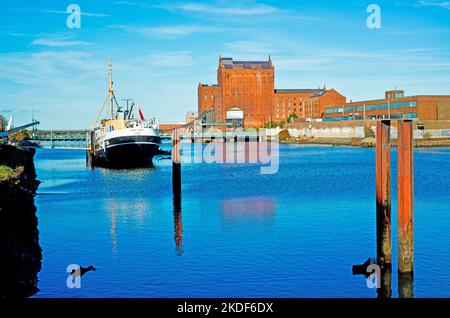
287, 112, 298, 124
0, 115, 6, 132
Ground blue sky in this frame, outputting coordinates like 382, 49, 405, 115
0, 0, 450, 129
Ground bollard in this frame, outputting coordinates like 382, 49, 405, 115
172, 128, 181, 196
376, 120, 392, 265
397, 120, 414, 274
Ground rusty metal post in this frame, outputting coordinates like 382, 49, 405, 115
376, 120, 392, 266
172, 128, 181, 196
397, 119, 414, 274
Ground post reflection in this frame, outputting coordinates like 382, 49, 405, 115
173, 194, 183, 256
398, 272, 414, 298
377, 263, 392, 299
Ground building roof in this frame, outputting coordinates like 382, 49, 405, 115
221, 57, 272, 70
274, 88, 325, 94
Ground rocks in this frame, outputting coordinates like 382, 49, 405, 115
0, 144, 42, 299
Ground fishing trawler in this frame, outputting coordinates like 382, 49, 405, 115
87, 62, 161, 168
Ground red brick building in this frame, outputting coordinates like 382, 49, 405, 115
198, 56, 345, 127
322, 90, 450, 124
302, 89, 346, 120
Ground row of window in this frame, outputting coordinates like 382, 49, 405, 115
322, 113, 418, 122
275, 97, 304, 101
325, 101, 417, 114
276, 103, 300, 107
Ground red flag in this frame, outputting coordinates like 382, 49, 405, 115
138, 106, 145, 121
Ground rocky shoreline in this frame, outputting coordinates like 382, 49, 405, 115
0, 144, 42, 299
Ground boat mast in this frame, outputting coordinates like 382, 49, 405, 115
109, 60, 114, 120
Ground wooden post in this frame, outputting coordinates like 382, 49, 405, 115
376, 120, 392, 266
397, 119, 414, 273
172, 128, 181, 196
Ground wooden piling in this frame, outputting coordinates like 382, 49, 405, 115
376, 120, 392, 265
172, 128, 181, 196
397, 119, 414, 273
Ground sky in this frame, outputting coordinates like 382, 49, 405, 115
0, 0, 450, 129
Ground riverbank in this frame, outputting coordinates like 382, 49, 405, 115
281, 137, 450, 148
0, 144, 42, 299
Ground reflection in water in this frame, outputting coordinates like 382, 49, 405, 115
0, 185, 42, 298
173, 194, 183, 256
109, 201, 117, 255
377, 264, 392, 299
398, 272, 414, 298
352, 258, 414, 298
107, 198, 149, 256
220, 196, 275, 228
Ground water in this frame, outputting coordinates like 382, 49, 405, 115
32, 144, 450, 297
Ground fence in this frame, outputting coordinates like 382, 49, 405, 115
262, 127, 450, 139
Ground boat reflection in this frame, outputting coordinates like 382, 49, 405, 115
106, 198, 148, 255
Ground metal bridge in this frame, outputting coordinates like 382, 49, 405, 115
29, 130, 88, 148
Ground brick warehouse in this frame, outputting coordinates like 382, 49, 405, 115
198, 56, 344, 127
321, 90, 450, 126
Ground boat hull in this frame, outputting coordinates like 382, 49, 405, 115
94, 141, 160, 168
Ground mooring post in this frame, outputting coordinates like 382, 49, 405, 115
376, 120, 392, 266
397, 119, 414, 274
172, 128, 181, 196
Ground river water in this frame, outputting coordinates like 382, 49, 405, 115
32, 143, 450, 297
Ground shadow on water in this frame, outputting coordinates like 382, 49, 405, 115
0, 181, 42, 299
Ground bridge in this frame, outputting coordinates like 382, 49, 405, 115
29, 130, 88, 148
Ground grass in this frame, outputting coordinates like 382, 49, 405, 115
0, 165, 14, 181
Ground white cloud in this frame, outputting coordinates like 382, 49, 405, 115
416, 1, 450, 9
112, 24, 223, 39
158, 2, 279, 15
31, 39, 91, 47
145, 51, 194, 67
42, 9, 109, 17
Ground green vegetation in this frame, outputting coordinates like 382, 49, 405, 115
364, 127, 375, 138
0, 114, 6, 132
9, 130, 31, 141
0, 165, 14, 181
423, 131, 432, 140
264, 121, 285, 128
287, 112, 298, 123
278, 129, 291, 141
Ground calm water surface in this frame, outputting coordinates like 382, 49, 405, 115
33, 144, 450, 297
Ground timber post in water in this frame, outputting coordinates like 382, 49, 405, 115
397, 119, 414, 276
376, 120, 392, 266
172, 128, 181, 197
